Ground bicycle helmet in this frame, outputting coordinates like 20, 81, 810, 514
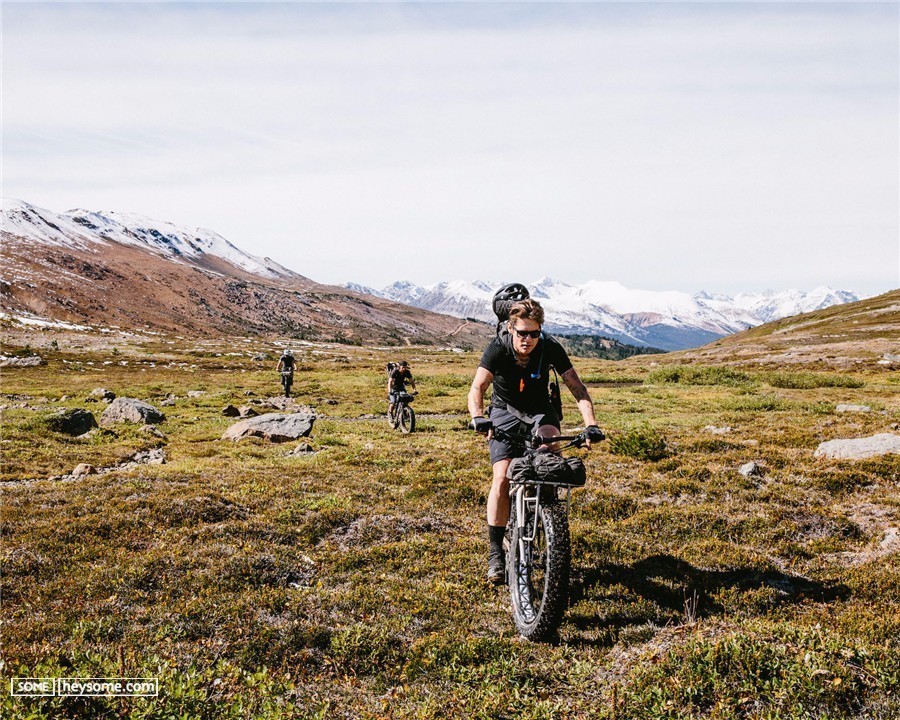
283, 349, 293, 357
492, 283, 530, 321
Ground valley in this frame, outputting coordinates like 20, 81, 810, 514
2, 297, 898, 718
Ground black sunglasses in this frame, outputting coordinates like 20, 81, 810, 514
513, 328, 542, 339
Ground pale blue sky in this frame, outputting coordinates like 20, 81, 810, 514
3, 2, 898, 295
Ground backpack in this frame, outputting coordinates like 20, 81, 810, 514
386, 362, 397, 377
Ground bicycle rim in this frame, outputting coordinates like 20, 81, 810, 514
507, 499, 570, 641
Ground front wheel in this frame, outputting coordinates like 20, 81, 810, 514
281, 375, 292, 397
399, 404, 415, 433
507, 495, 570, 641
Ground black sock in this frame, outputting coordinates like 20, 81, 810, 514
488, 525, 505, 554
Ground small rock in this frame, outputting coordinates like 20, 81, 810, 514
739, 462, 765, 478
836, 404, 871, 413
72, 463, 96, 477
128, 448, 166, 465
139, 425, 167, 439
364, 442, 375, 451
222, 404, 241, 417
238, 405, 258, 418
703, 425, 732, 435
287, 442, 315, 456
187, 390, 205, 398
89, 388, 116, 402
252, 353, 270, 361
815, 433, 900, 460
244, 390, 256, 396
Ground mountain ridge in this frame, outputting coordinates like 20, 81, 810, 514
0, 199, 490, 347
345, 278, 863, 351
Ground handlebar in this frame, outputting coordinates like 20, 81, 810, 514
469, 418, 603, 450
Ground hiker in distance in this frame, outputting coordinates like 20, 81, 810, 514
468, 290, 603, 584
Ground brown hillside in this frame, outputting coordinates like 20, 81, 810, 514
0, 233, 491, 348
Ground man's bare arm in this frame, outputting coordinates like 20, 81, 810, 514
468, 367, 493, 418
562, 367, 597, 427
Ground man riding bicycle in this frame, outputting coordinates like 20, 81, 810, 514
468, 295, 603, 584
276, 349, 295, 397
388, 360, 417, 418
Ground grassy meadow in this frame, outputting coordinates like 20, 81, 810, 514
1, 334, 899, 719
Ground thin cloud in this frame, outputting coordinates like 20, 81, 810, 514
3, 2, 897, 295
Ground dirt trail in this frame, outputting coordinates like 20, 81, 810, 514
448, 319, 470, 337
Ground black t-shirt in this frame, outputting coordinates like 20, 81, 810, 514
479, 333, 572, 413
280, 355, 295, 371
390, 367, 412, 392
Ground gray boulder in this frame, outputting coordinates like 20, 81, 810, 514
238, 405, 259, 418
815, 433, 900, 460
46, 408, 98, 435
222, 412, 315, 443
101, 397, 166, 425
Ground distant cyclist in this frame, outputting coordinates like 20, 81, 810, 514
388, 360, 417, 418
468, 294, 603, 584
276, 349, 295, 397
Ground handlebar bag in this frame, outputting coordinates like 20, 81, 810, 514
399, 392, 415, 402
563, 457, 586, 487
507, 453, 586, 487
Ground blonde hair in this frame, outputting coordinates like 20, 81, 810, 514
508, 299, 544, 326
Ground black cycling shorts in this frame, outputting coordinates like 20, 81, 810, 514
488, 405, 560, 465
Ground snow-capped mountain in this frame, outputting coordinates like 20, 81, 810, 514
2, 199, 298, 280
345, 277, 863, 351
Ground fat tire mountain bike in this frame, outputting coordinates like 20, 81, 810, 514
388, 392, 416, 433
487, 421, 596, 641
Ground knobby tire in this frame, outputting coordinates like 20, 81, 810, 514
507, 495, 570, 642
400, 405, 415, 433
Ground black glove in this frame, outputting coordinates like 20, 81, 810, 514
469, 416, 493, 434
585, 425, 605, 442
